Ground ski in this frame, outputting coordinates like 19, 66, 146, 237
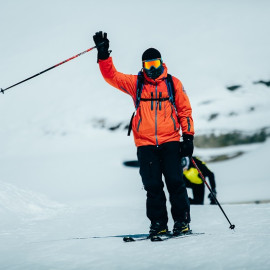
151, 231, 204, 242
123, 231, 204, 242
123, 236, 150, 242
123, 232, 172, 242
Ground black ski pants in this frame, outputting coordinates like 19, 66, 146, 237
137, 141, 190, 225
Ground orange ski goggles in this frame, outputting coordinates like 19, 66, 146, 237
143, 58, 162, 70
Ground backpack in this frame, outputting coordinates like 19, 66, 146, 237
127, 71, 177, 136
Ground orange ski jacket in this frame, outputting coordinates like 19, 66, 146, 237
99, 57, 194, 147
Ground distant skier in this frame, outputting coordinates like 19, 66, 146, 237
93, 31, 194, 237
181, 156, 217, 205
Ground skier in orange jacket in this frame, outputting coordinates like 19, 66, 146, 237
93, 31, 195, 237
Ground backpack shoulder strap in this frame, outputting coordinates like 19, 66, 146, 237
166, 74, 178, 115
135, 71, 144, 109
127, 71, 144, 136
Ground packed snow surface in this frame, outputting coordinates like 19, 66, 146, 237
1, 202, 270, 270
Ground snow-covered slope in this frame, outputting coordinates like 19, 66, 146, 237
193, 83, 270, 134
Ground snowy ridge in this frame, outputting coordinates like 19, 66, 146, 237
0, 181, 65, 222
193, 83, 270, 133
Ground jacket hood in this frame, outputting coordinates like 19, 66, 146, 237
143, 63, 168, 84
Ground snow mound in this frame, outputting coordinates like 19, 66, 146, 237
0, 181, 65, 224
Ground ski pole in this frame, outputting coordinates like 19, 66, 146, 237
190, 157, 235, 230
1, 45, 98, 95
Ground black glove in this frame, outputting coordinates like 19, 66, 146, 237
180, 134, 194, 157
93, 31, 111, 60
208, 188, 217, 205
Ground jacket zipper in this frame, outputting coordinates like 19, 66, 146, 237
155, 83, 159, 146
171, 115, 176, 130
187, 117, 191, 132
137, 118, 142, 132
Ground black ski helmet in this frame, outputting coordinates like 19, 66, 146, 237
142, 48, 163, 79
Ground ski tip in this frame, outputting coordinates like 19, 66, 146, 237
123, 236, 135, 242
150, 236, 163, 242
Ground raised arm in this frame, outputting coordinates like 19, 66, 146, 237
93, 31, 137, 99
99, 57, 137, 98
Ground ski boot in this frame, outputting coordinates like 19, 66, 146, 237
173, 221, 191, 236
148, 221, 169, 238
